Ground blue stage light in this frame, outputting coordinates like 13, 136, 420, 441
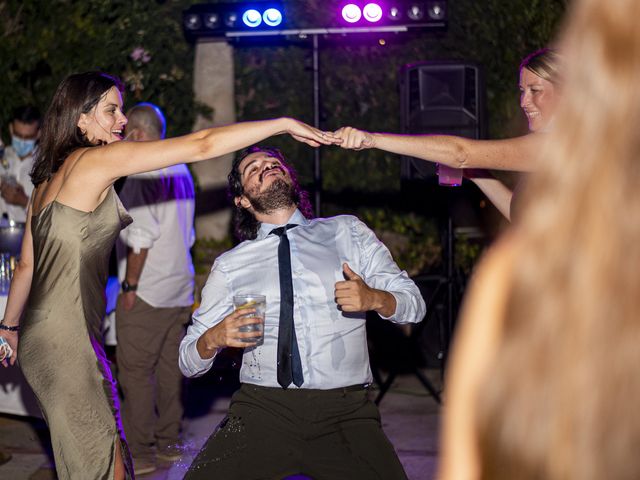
263, 8, 283, 27
184, 13, 201, 30
224, 11, 238, 28
242, 9, 262, 28
203, 13, 220, 29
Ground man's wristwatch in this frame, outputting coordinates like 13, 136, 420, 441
121, 280, 138, 293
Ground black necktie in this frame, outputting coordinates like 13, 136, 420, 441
270, 224, 304, 388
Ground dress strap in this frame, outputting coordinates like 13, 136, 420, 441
53, 148, 92, 201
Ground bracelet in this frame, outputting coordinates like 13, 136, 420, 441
0, 323, 19, 332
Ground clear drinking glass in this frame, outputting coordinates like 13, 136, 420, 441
232, 294, 266, 346
0, 337, 13, 362
437, 164, 463, 187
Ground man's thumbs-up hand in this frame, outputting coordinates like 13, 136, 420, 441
342, 263, 362, 281
334, 263, 377, 313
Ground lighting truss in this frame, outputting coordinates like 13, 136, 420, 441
182, 1, 447, 41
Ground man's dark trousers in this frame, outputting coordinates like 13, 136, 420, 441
185, 383, 408, 480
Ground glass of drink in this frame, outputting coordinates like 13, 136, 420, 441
437, 164, 463, 187
0, 337, 13, 362
232, 294, 266, 346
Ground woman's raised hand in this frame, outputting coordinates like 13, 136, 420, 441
333, 126, 375, 150
286, 119, 342, 147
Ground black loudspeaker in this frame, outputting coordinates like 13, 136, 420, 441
399, 61, 486, 179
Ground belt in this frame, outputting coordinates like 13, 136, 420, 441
245, 383, 370, 394
326, 384, 370, 394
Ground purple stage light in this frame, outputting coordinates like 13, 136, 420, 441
363, 3, 383, 23
342, 4, 362, 23
427, 2, 446, 20
407, 4, 424, 21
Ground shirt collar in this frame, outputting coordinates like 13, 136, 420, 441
256, 209, 309, 240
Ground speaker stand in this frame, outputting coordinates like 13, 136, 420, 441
374, 278, 446, 405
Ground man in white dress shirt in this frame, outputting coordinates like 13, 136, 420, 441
115, 103, 195, 475
179, 146, 426, 479
0, 106, 40, 224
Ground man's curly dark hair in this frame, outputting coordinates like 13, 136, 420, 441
228, 146, 314, 241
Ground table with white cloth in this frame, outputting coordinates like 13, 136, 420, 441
0, 276, 120, 417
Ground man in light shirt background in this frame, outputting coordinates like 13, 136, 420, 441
115, 103, 196, 476
179, 146, 426, 479
0, 106, 41, 224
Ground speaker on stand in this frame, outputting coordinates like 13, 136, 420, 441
399, 61, 486, 379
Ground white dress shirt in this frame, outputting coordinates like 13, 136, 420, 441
179, 209, 426, 389
0, 146, 35, 223
117, 164, 195, 308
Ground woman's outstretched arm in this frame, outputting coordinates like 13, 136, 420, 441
89, 117, 340, 183
335, 126, 540, 172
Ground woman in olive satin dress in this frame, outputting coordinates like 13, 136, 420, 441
0, 71, 338, 479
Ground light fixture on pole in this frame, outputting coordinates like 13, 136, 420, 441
183, 1, 447, 41
183, 3, 286, 41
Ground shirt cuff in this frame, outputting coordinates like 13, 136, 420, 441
121, 232, 155, 254
179, 337, 217, 378
378, 290, 401, 321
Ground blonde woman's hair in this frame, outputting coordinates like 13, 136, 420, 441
520, 48, 561, 84
478, 0, 640, 479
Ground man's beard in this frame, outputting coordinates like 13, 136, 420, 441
245, 178, 297, 214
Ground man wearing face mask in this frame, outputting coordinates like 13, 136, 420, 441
0, 106, 41, 224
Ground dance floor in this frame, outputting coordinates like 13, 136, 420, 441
0, 371, 440, 479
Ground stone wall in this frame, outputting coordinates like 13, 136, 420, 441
191, 40, 235, 240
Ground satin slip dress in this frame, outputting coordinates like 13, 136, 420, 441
18, 187, 134, 479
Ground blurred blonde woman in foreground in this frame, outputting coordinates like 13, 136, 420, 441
439, 0, 640, 479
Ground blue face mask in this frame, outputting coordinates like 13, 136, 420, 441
11, 135, 37, 158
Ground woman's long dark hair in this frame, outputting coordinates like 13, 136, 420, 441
31, 72, 124, 186
228, 146, 313, 241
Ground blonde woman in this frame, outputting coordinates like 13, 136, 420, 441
0, 71, 338, 480
440, 0, 640, 478
336, 49, 560, 221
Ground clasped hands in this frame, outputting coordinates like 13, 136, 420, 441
285, 119, 373, 151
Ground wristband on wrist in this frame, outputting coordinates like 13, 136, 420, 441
121, 280, 138, 293
0, 323, 19, 332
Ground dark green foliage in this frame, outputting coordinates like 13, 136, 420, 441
0, 0, 205, 139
